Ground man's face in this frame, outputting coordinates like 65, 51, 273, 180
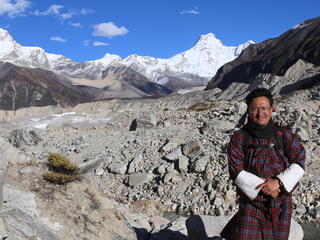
248, 96, 273, 126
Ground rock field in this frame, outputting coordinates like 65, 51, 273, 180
0, 89, 319, 239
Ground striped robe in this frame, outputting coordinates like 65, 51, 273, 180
225, 127, 305, 240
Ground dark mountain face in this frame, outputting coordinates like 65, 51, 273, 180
205, 17, 320, 91
0, 62, 94, 110
101, 65, 173, 96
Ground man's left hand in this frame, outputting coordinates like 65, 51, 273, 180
256, 178, 280, 198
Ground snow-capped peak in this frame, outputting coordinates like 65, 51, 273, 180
0, 28, 14, 42
193, 33, 224, 48
234, 40, 255, 55
90, 53, 122, 66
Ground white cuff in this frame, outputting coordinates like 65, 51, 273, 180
234, 170, 265, 200
276, 163, 304, 193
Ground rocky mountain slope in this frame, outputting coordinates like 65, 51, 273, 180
0, 88, 318, 239
0, 62, 94, 110
205, 17, 320, 99
0, 28, 252, 90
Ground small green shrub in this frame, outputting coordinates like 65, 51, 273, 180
43, 153, 80, 184
186, 101, 217, 112
43, 172, 80, 184
47, 152, 79, 174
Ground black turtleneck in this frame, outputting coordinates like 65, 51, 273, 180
243, 120, 275, 139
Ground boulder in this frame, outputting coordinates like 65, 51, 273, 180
130, 112, 157, 130
9, 128, 42, 148
127, 173, 153, 187
182, 140, 203, 158
185, 215, 304, 240
0, 138, 16, 209
190, 156, 209, 173
107, 160, 127, 175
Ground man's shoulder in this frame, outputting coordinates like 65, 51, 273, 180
273, 124, 292, 137
230, 129, 246, 143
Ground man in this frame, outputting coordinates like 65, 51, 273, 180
225, 88, 305, 239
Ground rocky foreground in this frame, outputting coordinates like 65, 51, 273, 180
0, 89, 319, 239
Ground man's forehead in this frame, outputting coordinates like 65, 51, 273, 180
250, 97, 272, 106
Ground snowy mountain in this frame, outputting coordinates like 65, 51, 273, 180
0, 28, 253, 90
121, 34, 253, 84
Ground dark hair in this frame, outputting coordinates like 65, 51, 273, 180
245, 88, 273, 106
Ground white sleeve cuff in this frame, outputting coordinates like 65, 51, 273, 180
276, 163, 304, 193
234, 170, 265, 200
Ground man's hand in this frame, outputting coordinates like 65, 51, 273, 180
256, 178, 280, 198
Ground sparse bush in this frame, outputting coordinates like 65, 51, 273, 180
186, 101, 217, 112
43, 172, 80, 184
43, 152, 80, 184
47, 152, 79, 174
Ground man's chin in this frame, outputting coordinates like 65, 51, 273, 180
253, 120, 268, 126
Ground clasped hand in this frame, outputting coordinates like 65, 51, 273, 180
256, 178, 280, 198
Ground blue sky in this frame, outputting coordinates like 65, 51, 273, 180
0, 0, 319, 62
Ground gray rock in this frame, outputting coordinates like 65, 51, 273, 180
128, 153, 143, 174
203, 169, 214, 182
19, 166, 37, 175
131, 112, 157, 130
190, 156, 209, 172
177, 155, 189, 172
128, 173, 153, 187
164, 147, 182, 161
186, 215, 304, 240
149, 216, 170, 231
186, 215, 230, 239
162, 139, 180, 153
234, 102, 247, 115
166, 163, 175, 172
1, 187, 62, 240
163, 171, 178, 184
9, 128, 42, 148
211, 120, 235, 133
79, 156, 106, 174
0, 138, 15, 209
213, 196, 223, 207
314, 207, 320, 219
1, 208, 61, 240
107, 161, 127, 175
296, 204, 307, 215
295, 126, 309, 142
0, 217, 8, 239
150, 217, 188, 239
182, 140, 203, 158
225, 190, 237, 206
156, 164, 167, 175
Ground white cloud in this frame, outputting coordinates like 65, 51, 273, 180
0, 0, 31, 18
180, 7, 200, 15
50, 36, 67, 42
34, 5, 93, 21
83, 40, 90, 46
93, 41, 108, 46
92, 22, 128, 37
34, 4, 63, 16
59, 11, 76, 20
80, 8, 94, 15
69, 21, 82, 28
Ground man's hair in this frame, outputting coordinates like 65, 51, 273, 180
245, 88, 273, 106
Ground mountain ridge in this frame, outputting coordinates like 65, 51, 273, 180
205, 17, 320, 92
0, 29, 253, 90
